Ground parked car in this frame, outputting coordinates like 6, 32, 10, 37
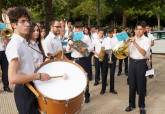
151, 31, 165, 54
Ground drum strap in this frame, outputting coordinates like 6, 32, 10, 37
26, 83, 40, 98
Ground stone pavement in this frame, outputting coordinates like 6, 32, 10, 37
0, 54, 165, 114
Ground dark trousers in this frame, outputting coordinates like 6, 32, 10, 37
94, 54, 108, 84
109, 54, 117, 91
99, 54, 109, 91
14, 84, 40, 114
64, 52, 73, 60
118, 57, 128, 74
75, 57, 90, 99
128, 58, 147, 108
86, 52, 93, 81
94, 54, 108, 90
0, 51, 9, 88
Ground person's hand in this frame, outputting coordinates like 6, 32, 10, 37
39, 73, 50, 81
129, 37, 135, 42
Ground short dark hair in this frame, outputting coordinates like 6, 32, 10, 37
7, 6, 31, 23
98, 27, 104, 32
136, 21, 146, 28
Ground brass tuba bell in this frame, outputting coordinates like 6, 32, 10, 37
112, 40, 129, 60
2, 28, 13, 37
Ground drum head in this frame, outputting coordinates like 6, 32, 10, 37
33, 61, 87, 100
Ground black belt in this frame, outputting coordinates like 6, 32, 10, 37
74, 57, 86, 61
130, 58, 147, 62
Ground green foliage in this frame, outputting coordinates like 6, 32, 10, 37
72, 0, 111, 21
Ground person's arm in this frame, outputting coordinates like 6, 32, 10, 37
8, 58, 50, 85
133, 41, 146, 56
129, 37, 147, 56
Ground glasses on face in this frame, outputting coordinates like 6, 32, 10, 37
17, 19, 32, 25
53, 26, 61, 28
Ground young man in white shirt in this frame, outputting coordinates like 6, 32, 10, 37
6, 7, 50, 114
92, 28, 109, 94
125, 22, 150, 114
43, 20, 64, 60
104, 29, 119, 94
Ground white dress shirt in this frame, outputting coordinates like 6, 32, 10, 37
43, 32, 62, 56
129, 35, 150, 59
6, 33, 35, 74
92, 36, 107, 58
28, 41, 43, 69
103, 36, 119, 50
0, 36, 5, 51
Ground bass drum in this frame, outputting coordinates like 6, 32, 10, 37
33, 61, 87, 114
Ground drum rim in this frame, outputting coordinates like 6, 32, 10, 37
34, 60, 88, 100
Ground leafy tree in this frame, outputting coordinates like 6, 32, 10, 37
72, 0, 111, 26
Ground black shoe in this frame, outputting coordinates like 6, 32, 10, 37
4, 87, 12, 92
110, 90, 118, 94
94, 82, 99, 86
140, 108, 146, 114
117, 72, 121, 76
85, 97, 90, 103
125, 106, 135, 112
100, 90, 105, 95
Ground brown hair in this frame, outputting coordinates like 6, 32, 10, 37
7, 6, 31, 23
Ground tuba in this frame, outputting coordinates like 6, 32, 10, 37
98, 47, 105, 62
112, 40, 129, 60
112, 37, 135, 60
2, 28, 13, 37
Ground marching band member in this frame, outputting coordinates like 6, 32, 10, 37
60, 26, 73, 60
92, 28, 109, 95
125, 22, 150, 114
67, 23, 92, 103
0, 21, 12, 92
83, 27, 93, 80
28, 23, 45, 69
145, 25, 156, 78
43, 20, 63, 60
6, 7, 50, 114
105, 29, 119, 94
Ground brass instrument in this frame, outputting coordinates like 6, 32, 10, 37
2, 28, 13, 37
98, 47, 105, 62
70, 40, 89, 57
107, 49, 113, 64
112, 38, 134, 60
1, 9, 13, 38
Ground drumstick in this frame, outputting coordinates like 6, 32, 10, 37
50, 75, 63, 78
50, 73, 68, 80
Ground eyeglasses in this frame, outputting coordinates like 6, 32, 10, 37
17, 19, 32, 25
53, 26, 61, 28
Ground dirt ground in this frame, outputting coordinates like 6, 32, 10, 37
0, 54, 165, 114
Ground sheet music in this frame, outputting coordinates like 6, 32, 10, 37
145, 68, 155, 77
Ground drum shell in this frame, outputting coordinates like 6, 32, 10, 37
34, 60, 87, 114
37, 90, 84, 114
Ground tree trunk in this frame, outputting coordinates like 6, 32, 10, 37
88, 15, 91, 27
122, 11, 127, 28
43, 0, 53, 34
96, 0, 100, 27
156, 13, 160, 30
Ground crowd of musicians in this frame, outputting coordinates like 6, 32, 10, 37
0, 6, 156, 114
